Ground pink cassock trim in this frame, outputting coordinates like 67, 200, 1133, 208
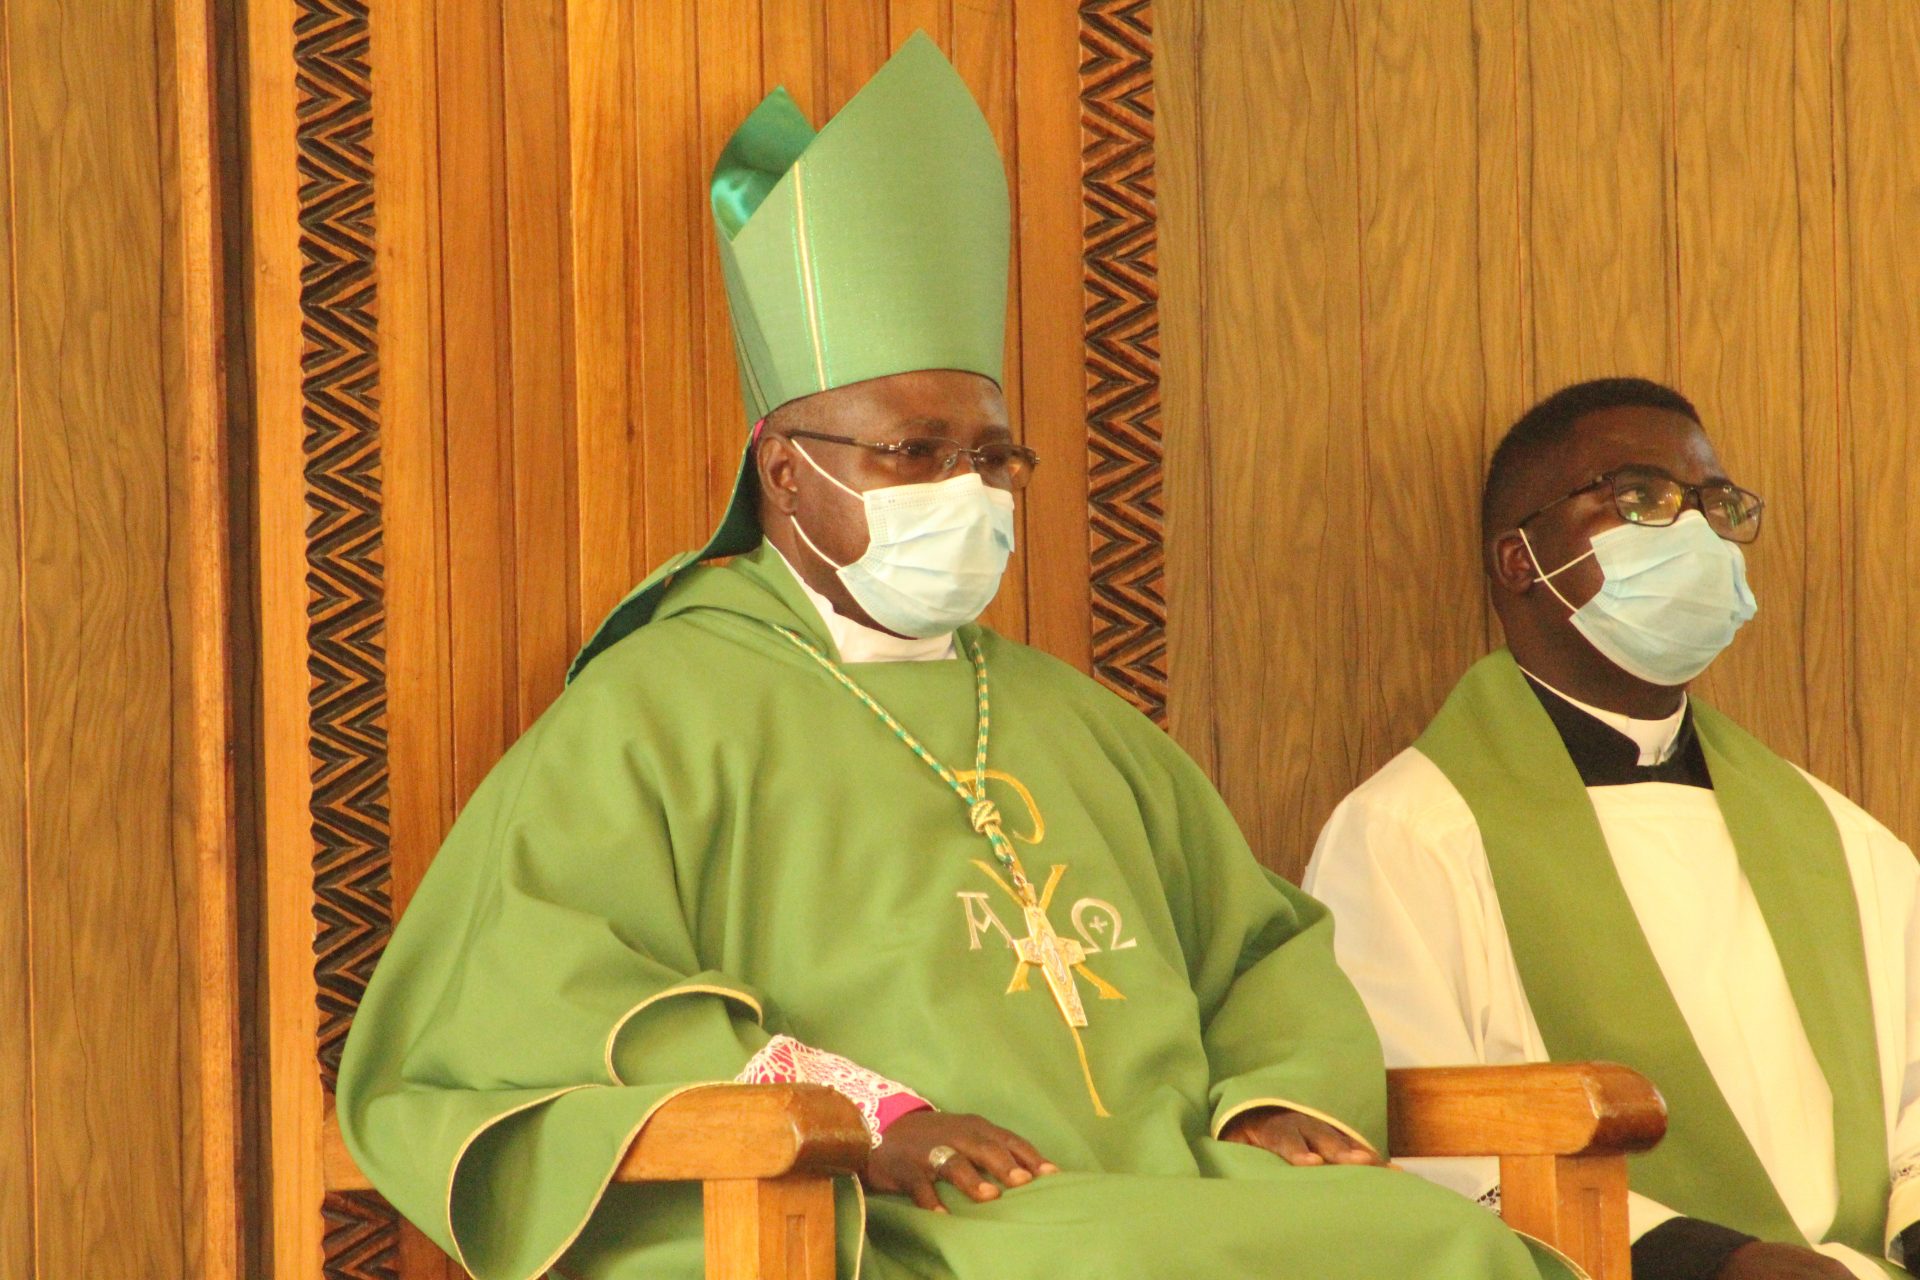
736, 1035, 932, 1146
874, 1092, 934, 1132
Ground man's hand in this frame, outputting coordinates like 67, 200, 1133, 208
1716, 1242, 1854, 1279
1219, 1107, 1385, 1166
863, 1110, 1058, 1212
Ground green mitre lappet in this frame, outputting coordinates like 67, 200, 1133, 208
567, 31, 1010, 680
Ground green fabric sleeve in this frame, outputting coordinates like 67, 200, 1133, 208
336, 673, 775, 1280
1200, 877, 1389, 1151
1118, 702, 1388, 1151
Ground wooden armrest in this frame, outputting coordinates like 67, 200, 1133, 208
322, 1083, 869, 1193
1388, 1064, 1666, 1280
1387, 1062, 1666, 1158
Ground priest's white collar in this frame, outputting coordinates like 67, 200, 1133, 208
1519, 666, 1688, 767
767, 542, 957, 663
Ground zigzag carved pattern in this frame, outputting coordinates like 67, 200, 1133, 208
299, 2, 396, 1271
323, 1193, 401, 1280
295, 0, 389, 1105
299, 0, 389, 1095
1080, 0, 1166, 724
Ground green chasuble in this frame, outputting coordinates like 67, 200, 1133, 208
1417, 650, 1892, 1271
338, 548, 1575, 1280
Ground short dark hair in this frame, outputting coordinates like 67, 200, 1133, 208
1480, 377, 1700, 544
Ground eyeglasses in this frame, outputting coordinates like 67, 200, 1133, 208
1518, 464, 1765, 544
783, 430, 1040, 490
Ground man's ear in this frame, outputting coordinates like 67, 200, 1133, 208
756, 434, 801, 517
1487, 530, 1537, 597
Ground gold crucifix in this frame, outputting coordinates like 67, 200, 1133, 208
972, 860, 1125, 1029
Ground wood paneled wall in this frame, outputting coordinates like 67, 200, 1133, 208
246, 2, 1920, 1273
0, 0, 244, 1276
360, 0, 1094, 911
1158, 0, 1920, 882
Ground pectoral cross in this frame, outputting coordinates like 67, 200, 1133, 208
972, 859, 1126, 1032
1016, 901, 1090, 1027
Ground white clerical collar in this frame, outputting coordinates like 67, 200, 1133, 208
1519, 666, 1688, 767
767, 543, 957, 664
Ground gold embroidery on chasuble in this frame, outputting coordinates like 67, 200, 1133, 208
761, 624, 1123, 1114
955, 769, 1045, 842
944, 768, 1127, 1116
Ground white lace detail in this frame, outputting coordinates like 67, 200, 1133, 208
736, 1035, 924, 1148
1476, 1183, 1503, 1215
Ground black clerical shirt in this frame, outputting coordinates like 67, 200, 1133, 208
1524, 674, 1711, 789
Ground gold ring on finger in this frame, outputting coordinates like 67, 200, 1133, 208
927, 1144, 960, 1173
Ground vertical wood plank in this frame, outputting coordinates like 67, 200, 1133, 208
503, 0, 577, 724
1788, 0, 1855, 798
1838, 0, 1920, 848
370, 2, 461, 1274
1525, 0, 1675, 387
568, 0, 637, 632
951, 0, 1029, 644
249, 0, 325, 1272
824, 0, 890, 113
1353, 0, 1490, 786
1671, 1, 1822, 762
0, 7, 34, 1270
889, 0, 951, 53
376, 0, 456, 907
171, 0, 243, 1269
12, 0, 189, 1272
1012, 0, 1091, 670
764, 0, 829, 121
1199, 0, 1363, 875
437, 0, 517, 803
695, 0, 766, 529
1154, 0, 1215, 773
1473, 0, 1533, 651
631, 0, 704, 579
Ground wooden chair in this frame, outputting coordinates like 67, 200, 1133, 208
324, 1062, 1664, 1280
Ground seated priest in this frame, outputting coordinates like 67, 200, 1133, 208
1305, 377, 1920, 1280
338, 32, 1573, 1280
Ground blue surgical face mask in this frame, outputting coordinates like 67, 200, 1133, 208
789, 441, 1016, 638
1521, 510, 1758, 686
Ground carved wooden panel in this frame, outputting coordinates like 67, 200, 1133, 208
296, 1, 400, 1275
321, 1193, 401, 1280
1080, 0, 1167, 723
296, 0, 391, 1094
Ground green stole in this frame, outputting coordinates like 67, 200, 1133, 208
1416, 650, 1889, 1258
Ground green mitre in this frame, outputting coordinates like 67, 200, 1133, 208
568, 31, 1010, 681
712, 30, 1010, 421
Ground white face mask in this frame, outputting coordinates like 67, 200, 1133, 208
1522, 510, 1758, 686
788, 441, 1016, 638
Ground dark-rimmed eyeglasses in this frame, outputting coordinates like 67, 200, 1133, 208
783, 430, 1040, 490
1517, 464, 1765, 544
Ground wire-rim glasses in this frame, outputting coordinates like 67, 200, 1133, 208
783, 429, 1040, 490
